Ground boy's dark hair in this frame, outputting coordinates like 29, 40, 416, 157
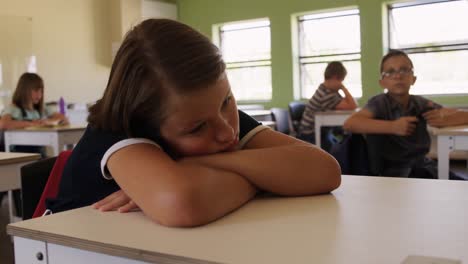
88, 19, 226, 141
380, 49, 414, 73
324, 61, 347, 80
12, 72, 44, 115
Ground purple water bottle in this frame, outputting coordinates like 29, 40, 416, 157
59, 97, 66, 115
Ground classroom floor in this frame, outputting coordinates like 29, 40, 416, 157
0, 161, 466, 264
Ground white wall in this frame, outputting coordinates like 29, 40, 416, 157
0, 0, 177, 106
0, 0, 112, 104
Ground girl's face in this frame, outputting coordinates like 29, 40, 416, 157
31, 88, 43, 105
159, 75, 239, 158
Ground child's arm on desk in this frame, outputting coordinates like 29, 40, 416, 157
46, 112, 69, 125
344, 108, 418, 136
423, 108, 468, 127
182, 129, 341, 196
103, 144, 256, 227
96, 129, 340, 227
334, 86, 358, 110
0, 114, 45, 129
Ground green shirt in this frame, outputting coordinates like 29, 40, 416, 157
2, 104, 52, 121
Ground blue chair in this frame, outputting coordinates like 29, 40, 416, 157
288, 101, 306, 135
270, 108, 292, 135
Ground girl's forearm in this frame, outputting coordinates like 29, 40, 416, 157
344, 116, 395, 134
135, 161, 256, 227
182, 144, 341, 196
1, 119, 36, 129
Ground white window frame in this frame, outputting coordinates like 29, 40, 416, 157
294, 8, 362, 99
213, 19, 272, 102
387, 0, 468, 96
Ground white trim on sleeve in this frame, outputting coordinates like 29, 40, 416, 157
101, 138, 161, 180
238, 125, 270, 149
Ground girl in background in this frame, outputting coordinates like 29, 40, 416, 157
0, 72, 68, 153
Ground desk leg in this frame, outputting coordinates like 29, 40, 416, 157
8, 190, 14, 223
50, 141, 60, 156
4, 133, 11, 152
315, 117, 321, 148
437, 136, 452, 180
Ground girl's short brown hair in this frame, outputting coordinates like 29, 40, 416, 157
12, 72, 44, 115
88, 19, 226, 141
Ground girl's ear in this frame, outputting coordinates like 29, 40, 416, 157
411, 75, 417, 85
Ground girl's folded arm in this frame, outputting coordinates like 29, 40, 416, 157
107, 143, 256, 227
182, 129, 342, 196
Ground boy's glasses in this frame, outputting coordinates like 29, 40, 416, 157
381, 68, 413, 79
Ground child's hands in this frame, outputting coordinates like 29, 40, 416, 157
423, 108, 457, 127
30, 120, 46, 126
392, 116, 418, 136
92, 189, 140, 213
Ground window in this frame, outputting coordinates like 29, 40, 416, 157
297, 9, 362, 99
218, 19, 271, 101
388, 0, 468, 95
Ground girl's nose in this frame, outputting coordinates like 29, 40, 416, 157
215, 118, 235, 143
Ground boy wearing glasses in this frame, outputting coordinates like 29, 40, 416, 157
344, 50, 452, 178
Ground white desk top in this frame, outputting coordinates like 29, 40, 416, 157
6, 124, 87, 132
7, 176, 468, 264
315, 109, 358, 115
0, 152, 41, 165
243, 109, 271, 116
432, 125, 468, 136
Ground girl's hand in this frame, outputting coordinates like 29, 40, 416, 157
92, 190, 140, 213
31, 120, 46, 126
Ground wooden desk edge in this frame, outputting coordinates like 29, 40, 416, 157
6, 225, 219, 264
5, 125, 87, 132
0, 154, 41, 165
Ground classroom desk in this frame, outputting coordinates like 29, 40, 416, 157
4, 125, 86, 156
433, 125, 468, 180
0, 152, 41, 223
261, 120, 276, 130
8, 176, 468, 264
314, 110, 355, 148
243, 109, 272, 122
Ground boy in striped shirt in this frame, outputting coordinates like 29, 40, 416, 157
298, 61, 357, 150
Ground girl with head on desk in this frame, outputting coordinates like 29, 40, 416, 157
47, 19, 341, 227
0, 72, 68, 153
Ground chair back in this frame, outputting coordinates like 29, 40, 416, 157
288, 101, 306, 134
31, 150, 72, 218
20, 157, 57, 220
270, 108, 292, 135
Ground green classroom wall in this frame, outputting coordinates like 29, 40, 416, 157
176, 0, 468, 109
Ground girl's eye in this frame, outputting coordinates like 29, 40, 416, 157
222, 95, 232, 108
188, 123, 205, 134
